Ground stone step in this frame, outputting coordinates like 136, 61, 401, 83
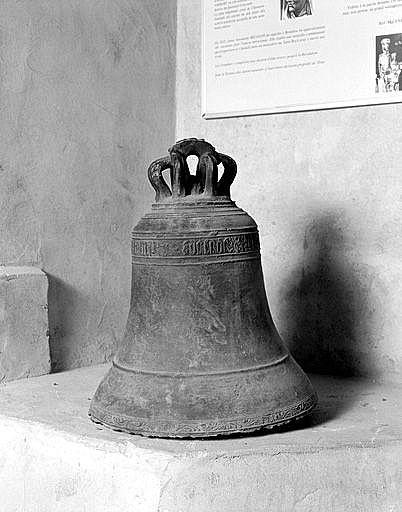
0, 364, 401, 511
0, 266, 49, 382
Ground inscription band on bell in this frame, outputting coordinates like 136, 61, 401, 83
132, 232, 260, 260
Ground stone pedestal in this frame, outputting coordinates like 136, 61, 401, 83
0, 266, 49, 382
0, 364, 400, 511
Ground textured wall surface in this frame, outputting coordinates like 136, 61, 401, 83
176, 0, 402, 383
0, 0, 176, 370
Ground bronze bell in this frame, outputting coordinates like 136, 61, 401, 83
89, 138, 317, 438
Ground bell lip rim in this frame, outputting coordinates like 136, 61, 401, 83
88, 392, 318, 439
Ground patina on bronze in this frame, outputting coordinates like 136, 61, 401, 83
89, 138, 317, 438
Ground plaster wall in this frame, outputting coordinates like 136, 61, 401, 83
176, 0, 402, 382
0, 0, 176, 370
1, 0, 401, 382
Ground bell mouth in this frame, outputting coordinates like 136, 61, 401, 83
89, 395, 318, 438
89, 355, 318, 438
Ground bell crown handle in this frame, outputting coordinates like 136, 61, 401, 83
147, 138, 237, 202
147, 156, 173, 202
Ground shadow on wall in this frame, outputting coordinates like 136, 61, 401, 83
46, 273, 120, 372
280, 211, 379, 379
47, 274, 79, 372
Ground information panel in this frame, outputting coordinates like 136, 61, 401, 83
202, 0, 402, 117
